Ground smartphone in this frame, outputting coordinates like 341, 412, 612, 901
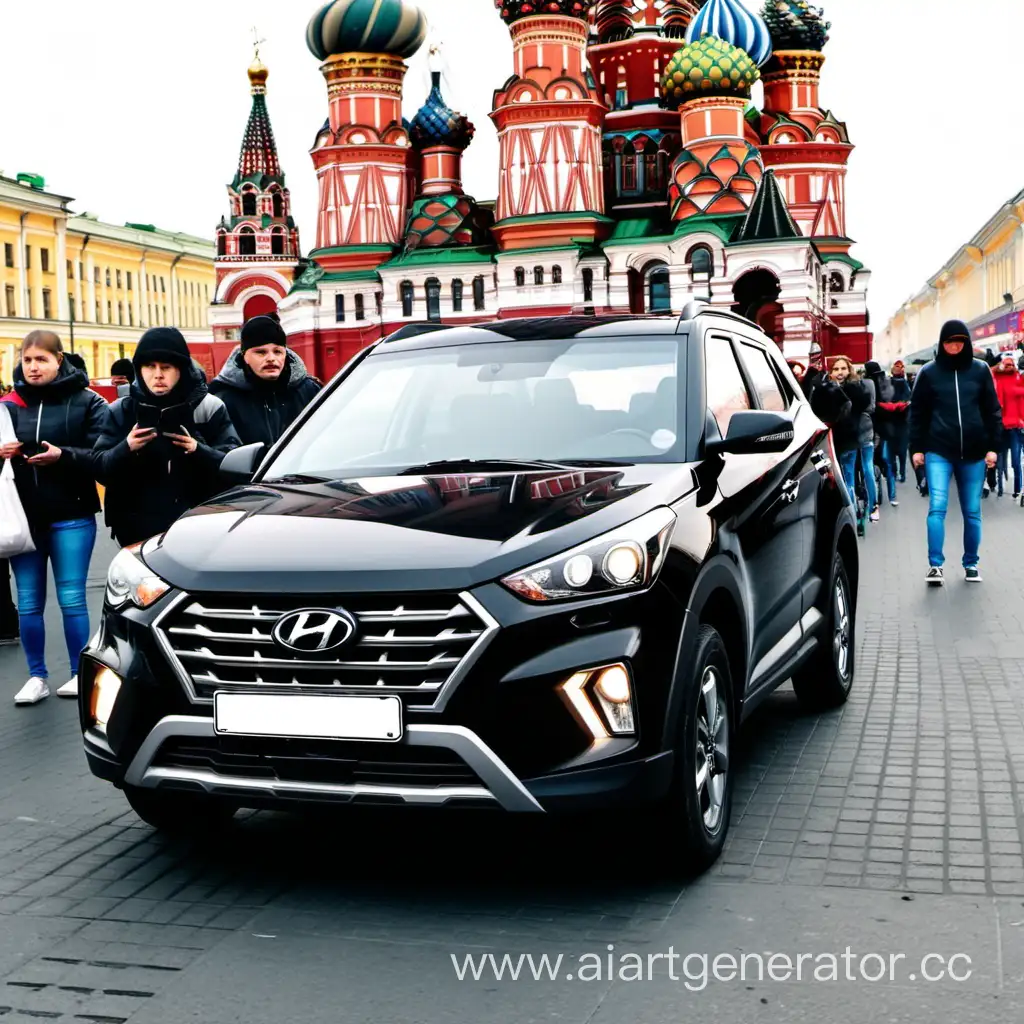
20, 440, 46, 458
136, 404, 161, 431
160, 405, 194, 437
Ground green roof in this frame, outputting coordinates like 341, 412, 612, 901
310, 244, 396, 257
320, 270, 382, 284
493, 211, 614, 227
817, 251, 864, 271
674, 213, 746, 244
380, 246, 496, 270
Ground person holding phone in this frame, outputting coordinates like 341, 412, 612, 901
93, 327, 240, 548
0, 331, 108, 705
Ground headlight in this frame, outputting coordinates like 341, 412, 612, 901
500, 507, 676, 602
105, 544, 171, 609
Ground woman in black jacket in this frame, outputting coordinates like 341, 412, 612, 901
93, 328, 241, 548
828, 356, 878, 531
0, 331, 108, 705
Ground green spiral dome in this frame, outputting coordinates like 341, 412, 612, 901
661, 35, 760, 109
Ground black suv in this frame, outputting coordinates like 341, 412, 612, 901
79, 306, 858, 871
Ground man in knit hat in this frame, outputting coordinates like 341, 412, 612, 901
909, 319, 1004, 585
209, 315, 322, 449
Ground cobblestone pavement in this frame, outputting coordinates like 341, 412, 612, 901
1, 487, 1024, 1022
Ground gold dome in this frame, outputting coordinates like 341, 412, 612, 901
248, 58, 269, 87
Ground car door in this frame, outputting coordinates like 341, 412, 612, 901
703, 330, 806, 694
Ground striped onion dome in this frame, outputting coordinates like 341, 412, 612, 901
306, 0, 428, 61
685, 0, 772, 66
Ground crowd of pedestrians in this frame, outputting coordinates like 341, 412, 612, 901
792, 318, 1024, 583
0, 315, 321, 706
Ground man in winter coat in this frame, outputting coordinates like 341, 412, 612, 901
208, 316, 322, 450
888, 360, 913, 483
992, 351, 1024, 499
864, 360, 903, 507
909, 319, 1004, 585
93, 327, 241, 547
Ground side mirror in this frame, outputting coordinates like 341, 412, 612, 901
704, 410, 795, 457
219, 442, 266, 486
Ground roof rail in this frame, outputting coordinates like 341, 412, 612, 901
678, 296, 711, 322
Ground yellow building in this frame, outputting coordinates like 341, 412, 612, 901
1, 172, 215, 385
878, 187, 1024, 368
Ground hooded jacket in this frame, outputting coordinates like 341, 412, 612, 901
2, 359, 108, 535
93, 362, 241, 545
208, 347, 322, 449
830, 374, 875, 452
863, 360, 909, 440
993, 364, 1024, 429
908, 335, 1003, 462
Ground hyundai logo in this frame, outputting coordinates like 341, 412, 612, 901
272, 609, 358, 653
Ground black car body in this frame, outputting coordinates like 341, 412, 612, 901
79, 306, 858, 869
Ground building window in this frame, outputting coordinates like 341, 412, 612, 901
161, 277, 166, 293
355, 294, 365, 320
514, 267, 525, 287
473, 276, 485, 310
5, 284, 15, 317
242, 190, 257, 216
42, 288, 52, 319
425, 278, 442, 322
116, 270, 122, 288
96, 301, 101, 322
239, 228, 256, 256
335, 294, 345, 322
646, 263, 671, 312
552, 266, 562, 284
401, 280, 414, 317
129, 306, 134, 326
689, 246, 713, 278
78, 261, 84, 283
452, 279, 463, 312
41, 249, 50, 273
67, 292, 74, 318
271, 231, 285, 256
94, 267, 100, 284
24, 245, 31, 269
126, 271, 132, 291
582, 268, 594, 302
272, 191, 284, 219
376, 292, 383, 317
107, 301, 112, 323
106, 269, 111, 287
4, 243, 12, 268
66, 260, 72, 279
534, 267, 544, 285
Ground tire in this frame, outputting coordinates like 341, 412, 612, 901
123, 785, 238, 834
792, 551, 855, 711
650, 625, 735, 875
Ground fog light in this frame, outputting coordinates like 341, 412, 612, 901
556, 662, 636, 739
595, 665, 630, 703
90, 667, 122, 728
563, 554, 593, 588
603, 543, 643, 585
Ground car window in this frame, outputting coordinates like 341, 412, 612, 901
738, 342, 788, 411
705, 334, 752, 435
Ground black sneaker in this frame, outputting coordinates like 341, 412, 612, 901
965, 567, 982, 583
926, 567, 944, 585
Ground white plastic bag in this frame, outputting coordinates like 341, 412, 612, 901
0, 403, 35, 558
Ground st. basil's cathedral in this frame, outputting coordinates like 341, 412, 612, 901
209, 0, 871, 382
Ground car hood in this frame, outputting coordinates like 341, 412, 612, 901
142, 466, 695, 594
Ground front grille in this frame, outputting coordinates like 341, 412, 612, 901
152, 736, 482, 789
155, 591, 495, 705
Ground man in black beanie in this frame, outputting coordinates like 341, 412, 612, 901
110, 358, 134, 398
909, 319, 1003, 585
209, 315, 321, 449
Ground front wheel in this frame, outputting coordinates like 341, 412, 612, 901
792, 552, 855, 711
123, 785, 238, 835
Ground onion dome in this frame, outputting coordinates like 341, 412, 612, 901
496, 0, 597, 25
306, 0, 427, 61
686, 0, 773, 66
409, 73, 475, 150
661, 35, 760, 108
248, 56, 269, 90
761, 0, 830, 51
595, 1, 700, 42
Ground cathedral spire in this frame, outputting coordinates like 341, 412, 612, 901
234, 36, 283, 188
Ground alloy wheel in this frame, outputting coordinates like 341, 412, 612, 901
695, 666, 729, 834
833, 575, 852, 682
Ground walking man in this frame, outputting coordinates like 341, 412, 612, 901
909, 319, 1003, 584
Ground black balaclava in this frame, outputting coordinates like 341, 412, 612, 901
935, 320, 975, 371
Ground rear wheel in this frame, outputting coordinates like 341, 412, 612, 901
123, 785, 238, 835
792, 552, 855, 710
651, 626, 734, 874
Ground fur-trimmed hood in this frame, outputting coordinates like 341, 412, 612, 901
211, 347, 312, 392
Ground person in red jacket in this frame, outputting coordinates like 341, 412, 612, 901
992, 352, 1024, 499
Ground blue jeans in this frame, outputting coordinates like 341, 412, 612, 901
838, 445, 877, 516
880, 440, 898, 502
924, 454, 985, 568
10, 518, 97, 680
996, 427, 1023, 495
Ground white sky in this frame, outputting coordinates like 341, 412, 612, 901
2, 0, 1022, 332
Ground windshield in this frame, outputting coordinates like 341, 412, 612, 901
263, 336, 683, 479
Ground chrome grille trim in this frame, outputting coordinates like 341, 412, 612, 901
153, 589, 501, 710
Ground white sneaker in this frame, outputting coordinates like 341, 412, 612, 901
926, 567, 944, 586
15, 677, 50, 705
56, 676, 78, 699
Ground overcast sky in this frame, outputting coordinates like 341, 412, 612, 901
2, 0, 1021, 332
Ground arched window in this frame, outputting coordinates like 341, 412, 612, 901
272, 191, 284, 219
473, 276, 485, 310
646, 263, 671, 312
552, 266, 562, 284
400, 280, 414, 317
514, 267, 525, 287
829, 271, 845, 293
216, 234, 226, 257
452, 279, 463, 313
425, 278, 441, 322
534, 267, 544, 285
241, 190, 257, 217
689, 246, 713, 277
354, 293, 365, 320
582, 268, 594, 302
238, 227, 256, 257
271, 230, 285, 256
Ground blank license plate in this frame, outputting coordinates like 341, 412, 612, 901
214, 692, 402, 742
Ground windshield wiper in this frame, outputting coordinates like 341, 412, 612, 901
263, 473, 332, 485
396, 458, 576, 475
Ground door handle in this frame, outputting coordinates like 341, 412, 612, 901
781, 478, 800, 503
